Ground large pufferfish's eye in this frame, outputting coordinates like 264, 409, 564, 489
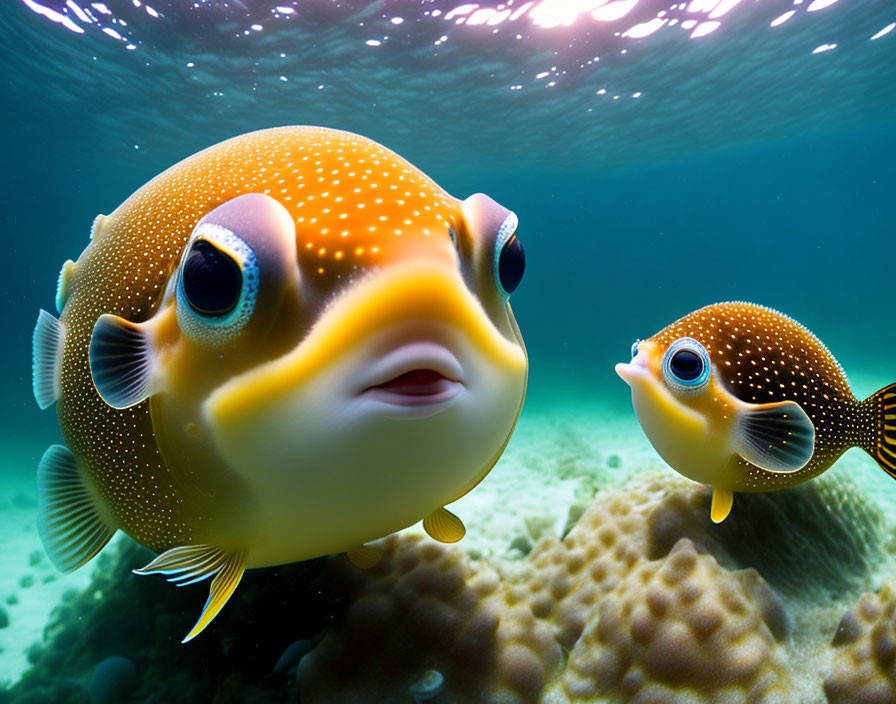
182, 240, 242, 316
176, 224, 258, 345
630, 339, 641, 359
662, 337, 711, 395
494, 212, 525, 299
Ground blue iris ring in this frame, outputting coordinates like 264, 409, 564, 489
662, 337, 711, 396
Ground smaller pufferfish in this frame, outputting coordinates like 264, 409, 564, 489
616, 302, 896, 523
31, 126, 528, 642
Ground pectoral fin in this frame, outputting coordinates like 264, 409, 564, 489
32, 310, 65, 410
89, 314, 157, 409
37, 444, 116, 571
733, 400, 815, 473
423, 507, 466, 543
134, 545, 247, 643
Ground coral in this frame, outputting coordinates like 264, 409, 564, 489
3, 470, 887, 704
296, 534, 562, 704
711, 474, 886, 596
526, 474, 697, 650
824, 582, 896, 704
560, 539, 791, 703
299, 476, 800, 703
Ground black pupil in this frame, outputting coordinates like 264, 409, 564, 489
182, 240, 242, 316
671, 349, 703, 381
498, 235, 525, 295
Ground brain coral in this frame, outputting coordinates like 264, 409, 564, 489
824, 582, 896, 704
296, 533, 562, 704
559, 539, 792, 704
299, 475, 798, 703
13, 471, 880, 703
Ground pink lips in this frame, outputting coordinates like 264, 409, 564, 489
363, 369, 461, 406
358, 342, 464, 408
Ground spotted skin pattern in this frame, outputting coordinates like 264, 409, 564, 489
57, 126, 462, 554
648, 302, 896, 491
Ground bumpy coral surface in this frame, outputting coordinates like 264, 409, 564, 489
7, 471, 886, 704
560, 539, 791, 703
296, 534, 561, 704
300, 476, 797, 703
825, 582, 896, 704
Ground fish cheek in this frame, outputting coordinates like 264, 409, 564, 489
149, 383, 253, 526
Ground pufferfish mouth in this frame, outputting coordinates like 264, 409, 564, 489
357, 342, 464, 409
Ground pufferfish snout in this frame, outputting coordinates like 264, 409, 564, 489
31, 126, 528, 642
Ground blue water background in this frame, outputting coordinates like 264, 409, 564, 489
1, 0, 894, 468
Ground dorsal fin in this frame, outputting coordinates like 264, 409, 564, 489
55, 260, 77, 313
89, 214, 106, 240
32, 310, 65, 410
89, 314, 157, 409
134, 545, 247, 642
37, 445, 116, 572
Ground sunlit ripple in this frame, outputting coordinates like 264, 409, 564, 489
13, 0, 884, 53
3, 0, 893, 167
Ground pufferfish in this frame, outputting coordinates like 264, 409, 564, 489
616, 302, 896, 523
31, 126, 528, 642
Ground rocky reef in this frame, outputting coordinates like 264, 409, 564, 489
1, 471, 890, 703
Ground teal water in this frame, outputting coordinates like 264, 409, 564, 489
1, 0, 895, 701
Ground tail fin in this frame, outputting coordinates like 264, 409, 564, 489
861, 383, 896, 478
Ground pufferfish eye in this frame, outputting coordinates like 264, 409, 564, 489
182, 240, 242, 316
494, 213, 525, 299
176, 224, 259, 345
662, 337, 711, 395
630, 339, 641, 359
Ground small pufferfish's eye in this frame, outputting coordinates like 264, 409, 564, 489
182, 239, 242, 316
630, 339, 641, 359
662, 337, 711, 395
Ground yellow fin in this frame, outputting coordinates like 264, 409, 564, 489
423, 507, 466, 543
347, 544, 381, 569
133, 545, 246, 643
710, 486, 734, 523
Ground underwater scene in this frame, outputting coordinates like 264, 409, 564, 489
2, 0, 896, 702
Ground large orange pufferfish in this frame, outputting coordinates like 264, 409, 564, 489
31, 126, 528, 642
